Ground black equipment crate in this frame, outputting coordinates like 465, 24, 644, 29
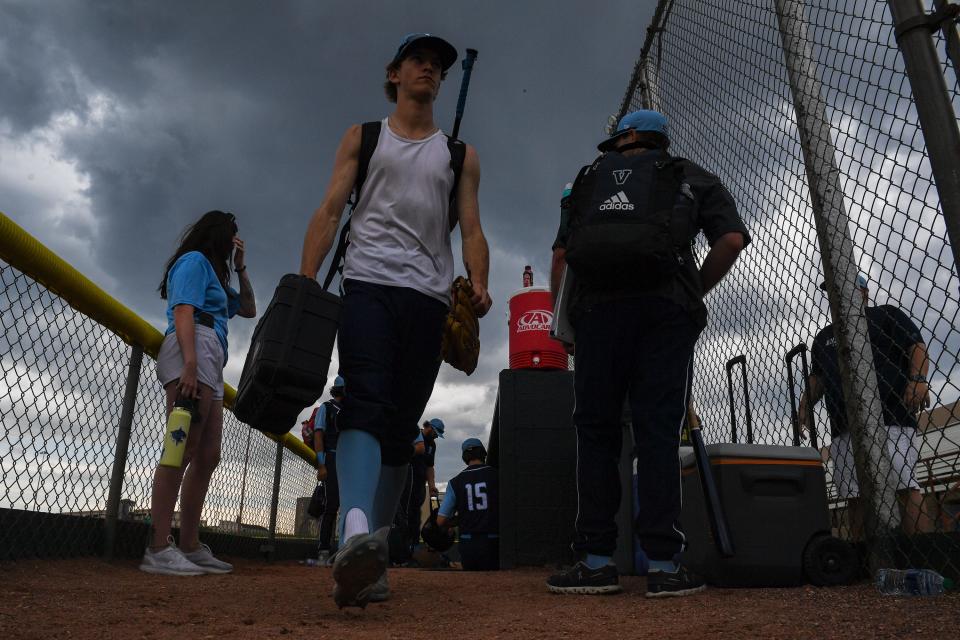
234, 274, 341, 434
679, 443, 838, 586
492, 369, 577, 569
490, 369, 639, 571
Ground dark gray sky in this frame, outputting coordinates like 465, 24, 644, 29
0, 0, 658, 483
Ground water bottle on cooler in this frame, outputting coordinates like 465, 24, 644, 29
523, 265, 533, 288
159, 395, 198, 468
875, 568, 953, 596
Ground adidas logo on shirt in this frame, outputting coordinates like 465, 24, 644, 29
599, 191, 635, 211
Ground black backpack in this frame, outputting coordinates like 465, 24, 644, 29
564, 152, 695, 288
322, 121, 467, 290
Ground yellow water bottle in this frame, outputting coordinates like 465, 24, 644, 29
159, 396, 196, 467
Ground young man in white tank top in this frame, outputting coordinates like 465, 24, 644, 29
299, 33, 492, 609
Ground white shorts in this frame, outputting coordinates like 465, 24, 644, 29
829, 426, 920, 499
156, 325, 225, 400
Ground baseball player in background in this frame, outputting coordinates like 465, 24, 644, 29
437, 438, 499, 570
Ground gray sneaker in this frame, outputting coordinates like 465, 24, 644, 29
182, 543, 233, 574
367, 571, 390, 603
139, 537, 205, 576
331, 527, 389, 609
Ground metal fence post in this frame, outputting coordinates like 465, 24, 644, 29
888, 0, 960, 283
237, 428, 252, 530
774, 0, 900, 571
103, 344, 143, 559
263, 438, 284, 559
613, 0, 671, 122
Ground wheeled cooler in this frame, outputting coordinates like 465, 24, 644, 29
234, 274, 341, 434
679, 443, 855, 586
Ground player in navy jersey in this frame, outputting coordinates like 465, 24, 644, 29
437, 438, 499, 571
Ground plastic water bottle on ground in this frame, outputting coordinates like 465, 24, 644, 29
875, 568, 953, 596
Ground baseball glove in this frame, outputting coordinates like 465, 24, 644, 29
441, 276, 480, 375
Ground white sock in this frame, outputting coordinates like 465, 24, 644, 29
343, 508, 369, 542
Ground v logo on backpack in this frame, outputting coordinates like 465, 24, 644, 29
564, 153, 694, 288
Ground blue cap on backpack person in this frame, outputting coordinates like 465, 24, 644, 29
392, 33, 458, 71
461, 437, 483, 452
424, 417, 445, 438
597, 109, 670, 152
330, 375, 345, 396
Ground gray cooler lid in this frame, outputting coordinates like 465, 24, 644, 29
680, 443, 823, 468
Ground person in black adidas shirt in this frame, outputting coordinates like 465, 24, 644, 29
548, 110, 750, 597
437, 438, 499, 571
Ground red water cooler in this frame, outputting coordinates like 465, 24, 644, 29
507, 287, 568, 370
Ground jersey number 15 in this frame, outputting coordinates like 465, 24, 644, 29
465, 482, 488, 511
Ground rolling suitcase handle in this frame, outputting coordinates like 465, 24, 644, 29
725, 354, 753, 444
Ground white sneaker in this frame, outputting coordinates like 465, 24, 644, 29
139, 537, 205, 576
182, 543, 234, 574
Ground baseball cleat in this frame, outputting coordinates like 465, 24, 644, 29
331, 527, 389, 608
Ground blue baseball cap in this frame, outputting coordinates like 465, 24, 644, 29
820, 274, 868, 291
392, 33, 458, 72
461, 437, 484, 452
597, 109, 670, 152
330, 375, 345, 394
425, 417, 445, 438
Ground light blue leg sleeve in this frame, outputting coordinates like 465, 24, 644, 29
335, 429, 381, 541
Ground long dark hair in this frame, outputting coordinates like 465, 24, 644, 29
159, 210, 237, 299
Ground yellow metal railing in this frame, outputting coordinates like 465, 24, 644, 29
0, 211, 316, 466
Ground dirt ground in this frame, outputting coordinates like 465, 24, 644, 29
1, 558, 958, 640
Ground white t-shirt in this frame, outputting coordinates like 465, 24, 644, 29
343, 118, 455, 306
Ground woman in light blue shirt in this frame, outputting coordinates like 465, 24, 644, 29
140, 210, 257, 576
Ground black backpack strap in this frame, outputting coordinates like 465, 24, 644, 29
354, 121, 382, 204
322, 121, 382, 291
649, 156, 683, 211
446, 135, 467, 231
567, 157, 601, 231
649, 156, 694, 251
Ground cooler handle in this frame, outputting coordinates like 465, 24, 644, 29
739, 467, 806, 495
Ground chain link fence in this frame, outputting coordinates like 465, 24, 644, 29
0, 256, 318, 559
616, 0, 960, 576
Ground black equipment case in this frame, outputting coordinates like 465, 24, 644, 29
234, 274, 341, 434
679, 442, 855, 587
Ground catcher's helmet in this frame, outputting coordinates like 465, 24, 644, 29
421, 517, 455, 552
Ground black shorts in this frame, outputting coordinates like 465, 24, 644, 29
336, 279, 447, 466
